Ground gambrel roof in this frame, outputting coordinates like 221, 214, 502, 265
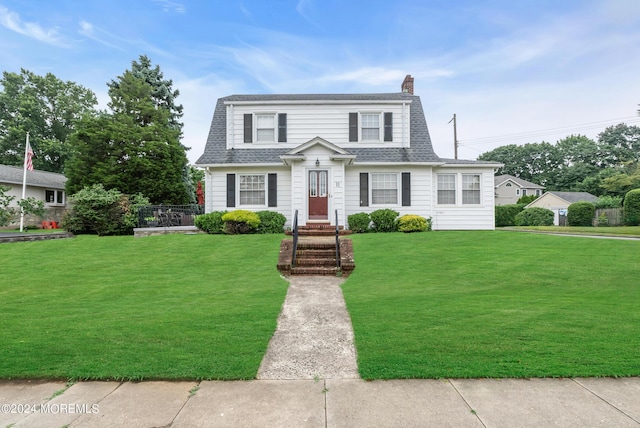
196, 93, 442, 165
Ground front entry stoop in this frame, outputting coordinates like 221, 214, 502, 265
277, 226, 355, 277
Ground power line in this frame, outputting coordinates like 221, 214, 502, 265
459, 116, 640, 147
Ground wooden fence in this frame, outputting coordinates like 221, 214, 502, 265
594, 208, 622, 226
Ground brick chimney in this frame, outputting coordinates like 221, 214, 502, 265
401, 74, 414, 94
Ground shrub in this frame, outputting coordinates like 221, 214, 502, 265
596, 212, 609, 227
516, 194, 537, 204
370, 209, 399, 232
594, 195, 622, 209
397, 214, 428, 233
194, 211, 227, 234
495, 204, 526, 227
567, 202, 595, 226
623, 188, 640, 226
0, 184, 16, 227
62, 184, 149, 236
347, 212, 371, 233
514, 207, 554, 226
256, 211, 286, 234
221, 210, 260, 234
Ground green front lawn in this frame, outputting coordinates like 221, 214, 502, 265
509, 225, 640, 237
343, 231, 640, 379
2, 230, 639, 381
0, 234, 287, 381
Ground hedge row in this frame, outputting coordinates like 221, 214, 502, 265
347, 210, 431, 233
195, 210, 286, 234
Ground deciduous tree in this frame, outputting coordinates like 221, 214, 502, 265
0, 69, 97, 172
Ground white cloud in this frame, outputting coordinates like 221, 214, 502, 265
0, 6, 68, 47
151, 0, 186, 14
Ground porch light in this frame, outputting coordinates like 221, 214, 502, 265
315, 158, 320, 167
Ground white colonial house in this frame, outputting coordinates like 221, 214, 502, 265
195, 76, 502, 230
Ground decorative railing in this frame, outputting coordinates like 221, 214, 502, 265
291, 210, 299, 268
335, 210, 341, 269
137, 205, 205, 228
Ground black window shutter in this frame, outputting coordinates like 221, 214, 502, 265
349, 113, 358, 142
402, 172, 411, 206
360, 173, 369, 207
244, 114, 252, 143
227, 174, 236, 207
268, 173, 277, 207
384, 112, 393, 141
278, 113, 287, 142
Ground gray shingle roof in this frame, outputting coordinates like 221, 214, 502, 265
495, 174, 544, 189
196, 92, 444, 165
547, 191, 598, 203
0, 164, 66, 189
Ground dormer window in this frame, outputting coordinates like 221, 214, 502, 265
243, 113, 286, 143
361, 113, 380, 141
256, 114, 275, 142
349, 112, 393, 142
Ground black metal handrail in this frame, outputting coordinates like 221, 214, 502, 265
291, 210, 299, 268
335, 210, 341, 269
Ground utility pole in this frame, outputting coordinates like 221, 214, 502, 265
448, 114, 458, 159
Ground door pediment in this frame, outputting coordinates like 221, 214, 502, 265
279, 137, 356, 165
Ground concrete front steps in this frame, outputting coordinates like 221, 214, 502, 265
278, 225, 355, 277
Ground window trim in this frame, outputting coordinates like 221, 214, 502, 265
436, 173, 484, 206
45, 189, 65, 206
437, 174, 457, 205
462, 174, 481, 205
254, 113, 276, 143
360, 112, 382, 142
370, 172, 400, 206
238, 174, 267, 207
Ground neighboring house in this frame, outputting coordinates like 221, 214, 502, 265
494, 174, 545, 205
526, 191, 598, 225
0, 164, 67, 226
195, 76, 502, 230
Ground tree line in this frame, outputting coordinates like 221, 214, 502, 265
478, 125, 640, 198
0, 55, 200, 205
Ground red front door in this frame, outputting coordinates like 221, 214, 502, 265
308, 170, 328, 220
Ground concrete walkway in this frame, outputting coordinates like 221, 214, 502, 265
257, 276, 359, 380
1, 377, 639, 427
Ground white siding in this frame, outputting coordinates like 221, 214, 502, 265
430, 168, 496, 230
227, 102, 410, 149
204, 166, 292, 227
344, 166, 433, 225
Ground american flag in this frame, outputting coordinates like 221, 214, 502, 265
25, 139, 33, 171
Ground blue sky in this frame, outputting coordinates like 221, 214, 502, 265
1, 0, 640, 164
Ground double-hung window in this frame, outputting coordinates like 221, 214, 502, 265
239, 174, 265, 205
371, 173, 398, 204
256, 114, 275, 142
361, 113, 380, 141
462, 174, 481, 204
438, 173, 483, 205
437, 174, 456, 205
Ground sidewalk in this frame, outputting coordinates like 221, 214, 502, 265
1, 377, 639, 427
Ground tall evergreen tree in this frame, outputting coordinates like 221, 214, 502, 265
0, 69, 98, 172
67, 57, 190, 204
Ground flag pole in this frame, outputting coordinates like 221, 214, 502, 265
19, 132, 30, 232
